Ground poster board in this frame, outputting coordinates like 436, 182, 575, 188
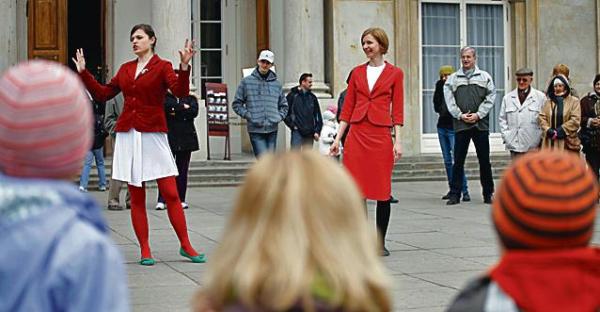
204, 82, 231, 160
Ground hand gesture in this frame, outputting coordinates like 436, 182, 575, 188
71, 48, 86, 73
394, 141, 403, 162
178, 39, 196, 66
329, 140, 340, 156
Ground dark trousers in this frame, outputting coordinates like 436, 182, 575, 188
450, 128, 494, 198
585, 151, 600, 180
158, 150, 192, 203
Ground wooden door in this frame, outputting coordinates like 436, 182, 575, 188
28, 0, 68, 64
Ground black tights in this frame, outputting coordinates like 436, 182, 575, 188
365, 199, 391, 246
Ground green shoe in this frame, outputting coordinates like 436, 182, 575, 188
140, 258, 155, 266
179, 248, 206, 263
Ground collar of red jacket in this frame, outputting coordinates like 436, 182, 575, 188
490, 247, 600, 312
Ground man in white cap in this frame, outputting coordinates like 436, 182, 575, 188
232, 49, 288, 157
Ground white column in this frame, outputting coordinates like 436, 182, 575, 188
282, 0, 331, 98
152, 0, 191, 66
0, 0, 17, 72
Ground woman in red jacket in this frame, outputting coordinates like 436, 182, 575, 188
330, 27, 404, 257
72, 24, 205, 266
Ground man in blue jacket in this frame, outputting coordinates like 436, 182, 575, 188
232, 50, 288, 157
285, 73, 323, 150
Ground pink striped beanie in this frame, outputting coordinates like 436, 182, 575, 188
0, 60, 92, 178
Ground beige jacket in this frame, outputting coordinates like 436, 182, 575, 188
538, 95, 581, 151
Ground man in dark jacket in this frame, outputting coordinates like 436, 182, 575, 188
155, 92, 199, 210
285, 73, 323, 149
434, 65, 470, 202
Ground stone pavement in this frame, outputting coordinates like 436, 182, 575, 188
88, 180, 600, 312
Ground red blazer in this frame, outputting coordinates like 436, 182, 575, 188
339, 62, 404, 126
79, 54, 190, 133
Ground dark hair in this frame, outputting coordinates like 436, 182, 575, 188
130, 24, 157, 51
346, 70, 354, 85
299, 73, 313, 84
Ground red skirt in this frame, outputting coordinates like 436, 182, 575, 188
343, 119, 394, 201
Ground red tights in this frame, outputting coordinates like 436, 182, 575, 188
128, 176, 198, 259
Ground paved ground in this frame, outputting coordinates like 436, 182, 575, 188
89, 180, 600, 312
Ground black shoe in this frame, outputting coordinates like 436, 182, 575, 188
446, 197, 460, 205
381, 246, 390, 257
462, 193, 471, 202
389, 196, 399, 204
483, 195, 493, 204
442, 192, 451, 200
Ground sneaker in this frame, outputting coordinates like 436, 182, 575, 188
107, 203, 124, 211
381, 246, 390, 257
462, 193, 471, 202
182, 202, 189, 209
446, 196, 460, 205
78, 186, 87, 192
389, 196, 399, 204
98, 186, 107, 192
155, 202, 166, 210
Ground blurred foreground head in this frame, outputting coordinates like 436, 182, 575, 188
196, 151, 391, 312
0, 60, 92, 179
493, 151, 598, 250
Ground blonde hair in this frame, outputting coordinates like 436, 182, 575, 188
552, 63, 570, 79
361, 27, 389, 55
194, 151, 391, 312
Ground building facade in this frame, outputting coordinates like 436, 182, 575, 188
2, 0, 600, 158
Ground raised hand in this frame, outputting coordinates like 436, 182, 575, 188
71, 48, 86, 73
178, 39, 196, 67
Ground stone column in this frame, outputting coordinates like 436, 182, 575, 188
152, 0, 191, 66
0, 0, 17, 72
281, 0, 331, 98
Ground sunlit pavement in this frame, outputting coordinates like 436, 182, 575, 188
89, 180, 600, 312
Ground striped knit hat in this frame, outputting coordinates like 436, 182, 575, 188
0, 60, 92, 178
493, 151, 598, 250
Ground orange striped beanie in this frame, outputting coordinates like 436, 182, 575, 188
0, 60, 92, 179
493, 151, 598, 249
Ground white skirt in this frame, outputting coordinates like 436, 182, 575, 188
112, 129, 178, 187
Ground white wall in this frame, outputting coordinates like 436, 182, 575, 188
112, 0, 152, 74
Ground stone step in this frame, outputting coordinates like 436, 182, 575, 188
78, 153, 512, 188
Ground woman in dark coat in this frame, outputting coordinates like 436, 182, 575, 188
156, 92, 199, 210
580, 74, 600, 178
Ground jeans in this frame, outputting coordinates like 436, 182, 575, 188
437, 127, 468, 195
158, 150, 192, 203
79, 147, 107, 189
249, 131, 277, 157
290, 129, 314, 150
450, 128, 494, 197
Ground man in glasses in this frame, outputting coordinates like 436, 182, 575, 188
498, 67, 546, 159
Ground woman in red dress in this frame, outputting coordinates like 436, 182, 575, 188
330, 27, 404, 256
72, 24, 205, 266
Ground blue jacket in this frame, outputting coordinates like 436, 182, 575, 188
0, 175, 129, 312
232, 67, 288, 133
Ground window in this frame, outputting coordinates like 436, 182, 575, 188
191, 0, 223, 98
421, 1, 507, 134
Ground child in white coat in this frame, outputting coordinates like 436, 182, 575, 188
319, 105, 339, 156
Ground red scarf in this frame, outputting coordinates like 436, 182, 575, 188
490, 247, 600, 312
